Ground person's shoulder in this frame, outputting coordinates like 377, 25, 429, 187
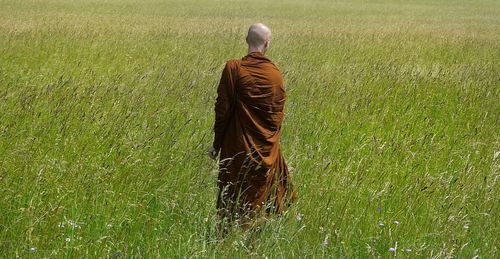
265, 59, 282, 76
269, 61, 281, 72
224, 59, 241, 69
263, 56, 280, 71
220, 59, 240, 75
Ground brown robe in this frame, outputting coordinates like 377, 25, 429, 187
213, 52, 297, 222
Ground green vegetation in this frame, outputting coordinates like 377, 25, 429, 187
1, 0, 498, 257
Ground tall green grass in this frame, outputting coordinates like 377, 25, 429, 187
1, 0, 499, 257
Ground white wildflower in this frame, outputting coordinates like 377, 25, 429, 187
322, 234, 329, 247
389, 247, 396, 252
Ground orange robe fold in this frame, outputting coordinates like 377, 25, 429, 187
213, 52, 297, 221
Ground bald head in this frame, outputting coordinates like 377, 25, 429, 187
246, 23, 272, 53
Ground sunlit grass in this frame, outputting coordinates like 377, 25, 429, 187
0, 0, 499, 257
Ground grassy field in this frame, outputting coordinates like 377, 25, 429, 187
1, 0, 499, 257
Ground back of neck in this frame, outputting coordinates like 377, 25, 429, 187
248, 47, 265, 55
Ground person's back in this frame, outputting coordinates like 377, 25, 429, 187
209, 23, 296, 230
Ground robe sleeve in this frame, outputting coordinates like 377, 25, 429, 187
213, 61, 236, 150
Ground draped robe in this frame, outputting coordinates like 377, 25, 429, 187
213, 52, 297, 222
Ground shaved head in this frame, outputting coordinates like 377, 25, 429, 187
246, 23, 272, 53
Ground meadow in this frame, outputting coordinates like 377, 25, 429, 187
0, 0, 499, 257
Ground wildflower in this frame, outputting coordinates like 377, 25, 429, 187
322, 234, 329, 247
463, 225, 469, 229
107, 223, 113, 229
29, 247, 37, 253
296, 213, 304, 221
65, 237, 71, 242
378, 223, 385, 228
389, 247, 396, 252
113, 252, 122, 258
405, 248, 412, 252
68, 220, 79, 229
393, 220, 400, 225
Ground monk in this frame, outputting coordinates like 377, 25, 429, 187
208, 23, 297, 229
